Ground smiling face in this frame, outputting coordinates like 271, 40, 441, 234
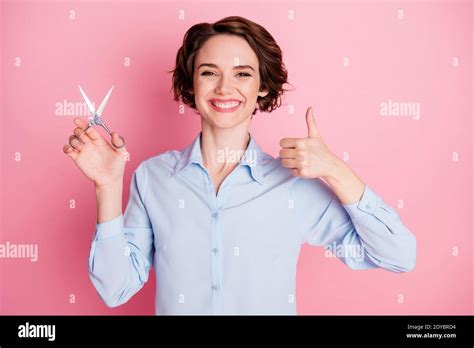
192, 34, 268, 129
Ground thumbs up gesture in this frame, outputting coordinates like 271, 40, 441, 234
279, 107, 339, 179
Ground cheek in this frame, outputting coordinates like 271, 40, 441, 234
194, 80, 212, 101
250, 78, 263, 95
242, 85, 260, 104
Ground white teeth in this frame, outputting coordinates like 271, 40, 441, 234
211, 101, 240, 109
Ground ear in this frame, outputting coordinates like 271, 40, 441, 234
257, 89, 269, 98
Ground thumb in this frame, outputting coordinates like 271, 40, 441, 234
306, 107, 319, 138
111, 132, 127, 152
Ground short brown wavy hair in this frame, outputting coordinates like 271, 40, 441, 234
169, 16, 290, 115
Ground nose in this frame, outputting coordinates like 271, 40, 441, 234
215, 74, 234, 94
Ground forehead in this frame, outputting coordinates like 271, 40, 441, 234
195, 34, 259, 67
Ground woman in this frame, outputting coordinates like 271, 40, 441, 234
63, 16, 416, 315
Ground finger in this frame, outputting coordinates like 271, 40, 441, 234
111, 132, 127, 152
63, 144, 78, 160
279, 138, 298, 148
306, 107, 319, 138
281, 158, 298, 169
73, 118, 105, 143
73, 127, 92, 145
279, 148, 296, 159
68, 135, 83, 151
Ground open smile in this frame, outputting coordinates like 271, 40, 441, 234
208, 98, 243, 113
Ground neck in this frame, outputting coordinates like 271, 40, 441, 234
199, 121, 250, 175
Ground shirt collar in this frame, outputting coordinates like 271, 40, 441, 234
173, 131, 265, 185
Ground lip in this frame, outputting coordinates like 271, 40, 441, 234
208, 98, 243, 113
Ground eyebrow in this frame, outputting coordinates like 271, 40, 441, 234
197, 63, 255, 72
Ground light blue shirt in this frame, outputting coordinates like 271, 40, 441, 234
88, 131, 416, 315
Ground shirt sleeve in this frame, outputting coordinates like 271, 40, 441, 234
88, 161, 155, 307
292, 178, 416, 273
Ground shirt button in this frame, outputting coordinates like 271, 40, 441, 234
211, 284, 220, 291
212, 248, 218, 254
212, 212, 219, 219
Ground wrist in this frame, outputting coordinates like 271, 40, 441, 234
95, 180, 123, 224
322, 154, 346, 183
95, 180, 123, 194
322, 156, 365, 204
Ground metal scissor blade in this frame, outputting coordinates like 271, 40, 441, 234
96, 85, 114, 117
78, 85, 96, 117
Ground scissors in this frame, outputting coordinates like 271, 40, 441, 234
78, 85, 123, 147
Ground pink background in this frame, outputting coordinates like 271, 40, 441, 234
0, 0, 472, 315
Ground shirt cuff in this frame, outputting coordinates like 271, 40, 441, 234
93, 214, 124, 241
342, 184, 380, 220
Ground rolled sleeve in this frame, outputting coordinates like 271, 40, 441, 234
88, 161, 155, 308
293, 178, 416, 273
342, 184, 379, 220
93, 214, 124, 241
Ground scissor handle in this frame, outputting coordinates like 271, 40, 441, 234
85, 118, 113, 136
84, 118, 123, 147
84, 119, 95, 132
95, 119, 112, 135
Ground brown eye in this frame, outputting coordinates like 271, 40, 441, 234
201, 71, 216, 76
237, 72, 251, 77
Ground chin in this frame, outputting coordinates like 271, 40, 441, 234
209, 117, 243, 129
201, 108, 252, 129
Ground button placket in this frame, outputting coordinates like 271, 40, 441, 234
202, 165, 242, 315
202, 170, 223, 315
210, 207, 222, 314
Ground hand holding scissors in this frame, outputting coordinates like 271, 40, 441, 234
78, 85, 125, 148
63, 85, 128, 189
